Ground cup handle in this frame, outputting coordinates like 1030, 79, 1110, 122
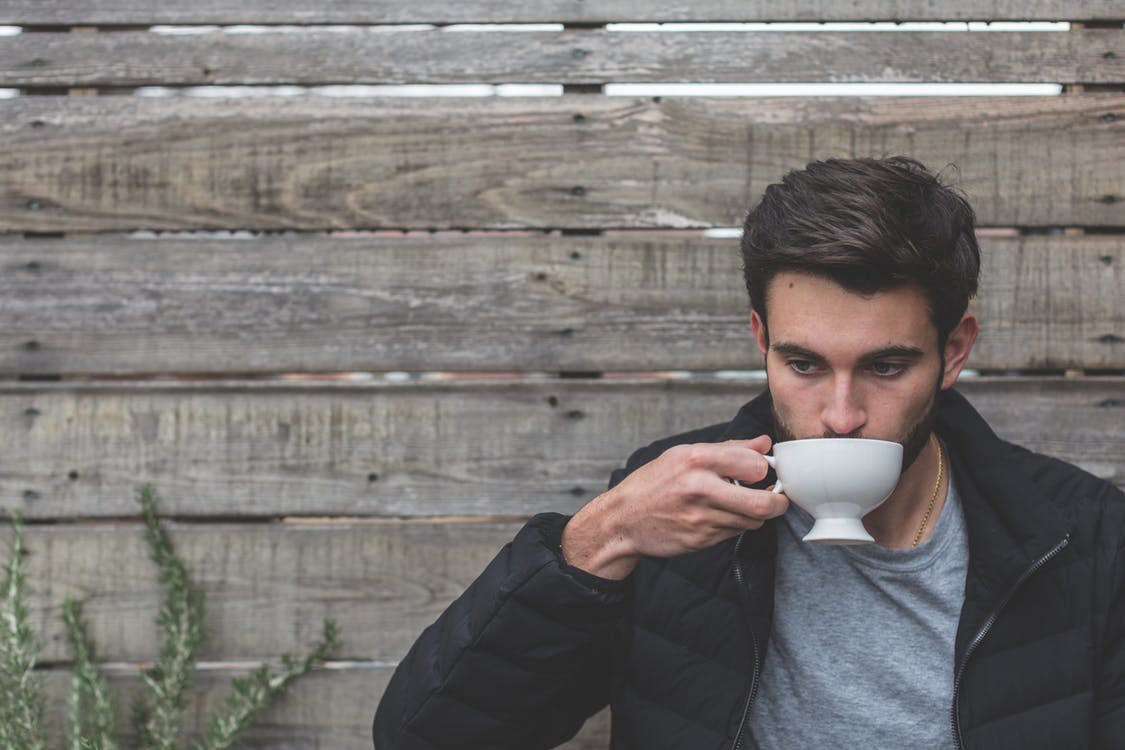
762, 455, 784, 495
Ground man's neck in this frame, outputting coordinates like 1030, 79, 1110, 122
863, 435, 948, 548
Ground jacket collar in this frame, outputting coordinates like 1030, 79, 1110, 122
935, 389, 1069, 573
933, 389, 1072, 654
718, 388, 776, 446
721, 389, 783, 614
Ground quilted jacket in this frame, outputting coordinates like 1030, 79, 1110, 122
373, 388, 1125, 749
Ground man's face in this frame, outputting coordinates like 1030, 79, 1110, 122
751, 272, 970, 470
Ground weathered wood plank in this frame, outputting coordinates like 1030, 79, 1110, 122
2, 0, 1121, 25
2, 378, 1121, 522
14, 520, 522, 662
4, 29, 1122, 87
0, 234, 1120, 374
974, 235, 1124, 370
2, 95, 1122, 232
2, 378, 754, 520
36, 666, 610, 749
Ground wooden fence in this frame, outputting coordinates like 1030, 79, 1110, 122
0, 3, 1122, 747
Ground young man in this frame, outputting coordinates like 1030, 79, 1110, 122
373, 157, 1125, 749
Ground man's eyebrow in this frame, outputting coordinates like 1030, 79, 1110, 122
859, 345, 926, 361
769, 342, 824, 360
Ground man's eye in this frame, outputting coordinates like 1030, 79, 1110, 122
870, 362, 905, 377
788, 360, 816, 374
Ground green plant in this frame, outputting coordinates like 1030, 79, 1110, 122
0, 485, 340, 749
0, 511, 45, 750
63, 598, 117, 750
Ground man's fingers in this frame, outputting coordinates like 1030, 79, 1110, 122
706, 440, 774, 486
709, 475, 789, 523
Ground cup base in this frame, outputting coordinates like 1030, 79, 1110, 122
801, 517, 874, 545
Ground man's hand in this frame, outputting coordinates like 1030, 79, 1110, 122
560, 435, 788, 580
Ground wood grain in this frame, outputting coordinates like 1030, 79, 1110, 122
3, 0, 1121, 24
2, 95, 1123, 232
4, 29, 1122, 87
11, 520, 522, 662
2, 377, 1121, 521
1, 234, 1121, 374
973, 235, 1124, 370
0, 96, 1120, 231
35, 666, 611, 749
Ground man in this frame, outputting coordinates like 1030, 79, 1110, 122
373, 157, 1125, 749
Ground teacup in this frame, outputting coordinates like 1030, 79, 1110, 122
763, 438, 903, 544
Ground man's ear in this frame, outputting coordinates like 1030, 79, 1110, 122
941, 312, 979, 390
750, 310, 769, 358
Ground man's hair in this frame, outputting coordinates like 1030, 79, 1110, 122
740, 156, 980, 344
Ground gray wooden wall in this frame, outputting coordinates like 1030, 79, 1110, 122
0, 3, 1122, 747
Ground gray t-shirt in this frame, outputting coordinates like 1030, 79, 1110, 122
748, 473, 968, 749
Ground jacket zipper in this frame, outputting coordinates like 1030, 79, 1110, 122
730, 533, 761, 750
949, 533, 1071, 749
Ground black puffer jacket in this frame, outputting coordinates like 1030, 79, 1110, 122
373, 389, 1125, 749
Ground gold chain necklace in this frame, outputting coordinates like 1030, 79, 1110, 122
912, 436, 944, 548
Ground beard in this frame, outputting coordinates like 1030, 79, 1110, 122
770, 373, 942, 473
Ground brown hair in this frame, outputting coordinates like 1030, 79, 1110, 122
740, 156, 980, 344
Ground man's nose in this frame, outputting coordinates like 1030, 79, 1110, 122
821, 376, 866, 437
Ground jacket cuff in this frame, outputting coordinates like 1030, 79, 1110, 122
527, 512, 633, 597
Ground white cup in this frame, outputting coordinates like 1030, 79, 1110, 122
762, 438, 904, 544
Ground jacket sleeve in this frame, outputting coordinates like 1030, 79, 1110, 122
1093, 505, 1125, 748
373, 512, 630, 750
